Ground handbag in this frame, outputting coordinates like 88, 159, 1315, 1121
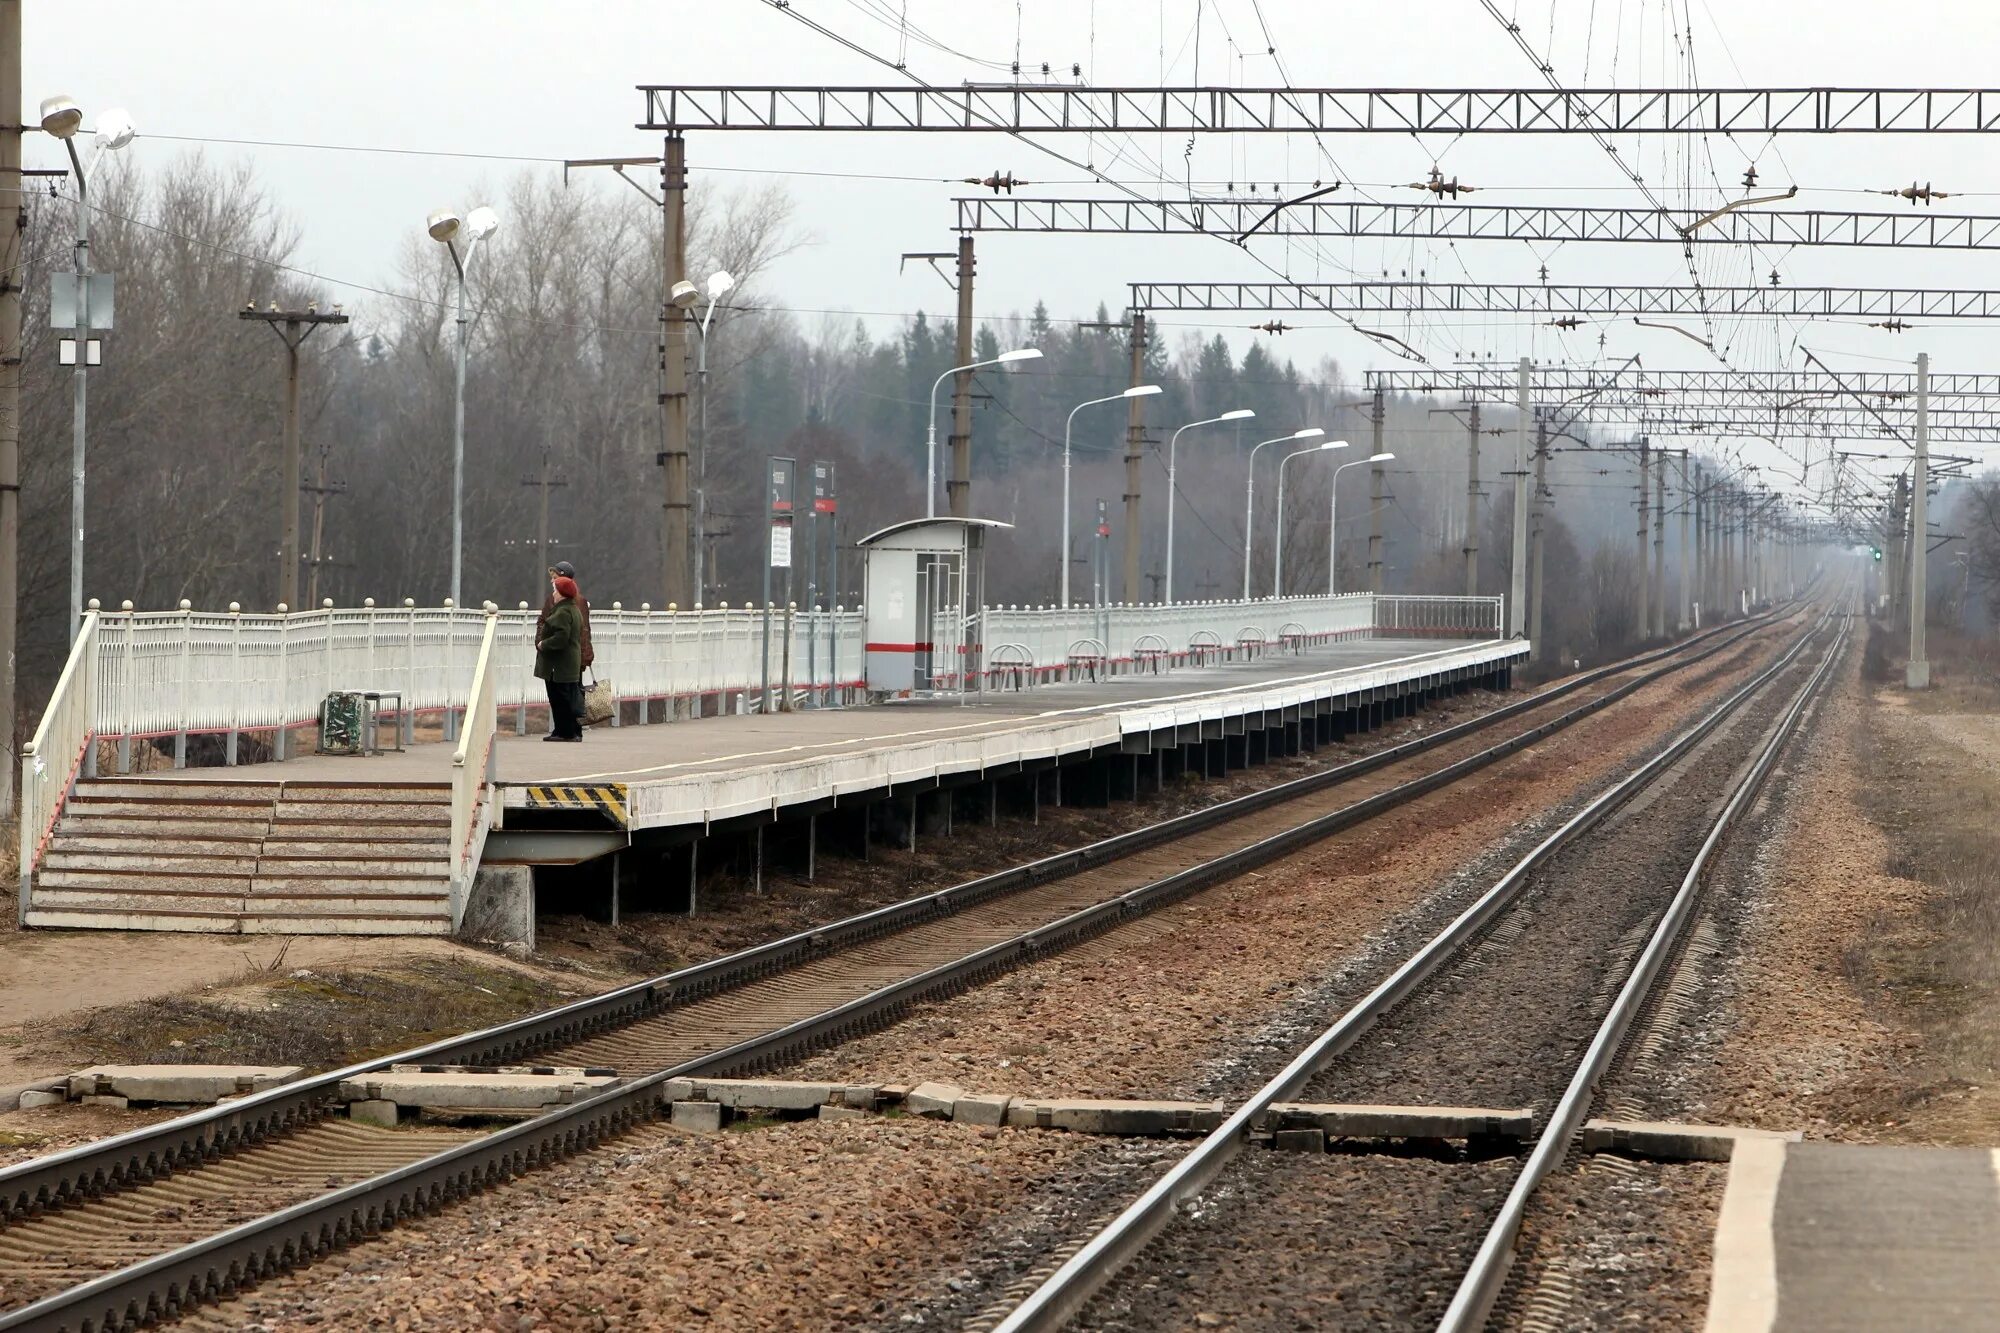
582, 671, 615, 726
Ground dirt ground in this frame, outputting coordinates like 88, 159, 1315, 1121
1697, 623, 2000, 1143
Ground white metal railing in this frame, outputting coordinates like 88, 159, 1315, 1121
20, 611, 100, 913
969, 594, 1379, 681
51, 592, 1499, 782
1373, 594, 1506, 638
449, 611, 500, 931
81, 599, 868, 756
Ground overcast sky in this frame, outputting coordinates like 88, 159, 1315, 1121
28, 1, 2000, 493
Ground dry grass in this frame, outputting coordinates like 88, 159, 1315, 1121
1847, 627, 2000, 1139
11, 957, 569, 1072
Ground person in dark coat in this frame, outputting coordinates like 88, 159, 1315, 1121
536, 560, 593, 670
535, 576, 586, 741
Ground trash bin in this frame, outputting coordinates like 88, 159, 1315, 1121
317, 691, 364, 755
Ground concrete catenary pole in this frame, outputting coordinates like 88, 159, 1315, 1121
1677, 453, 1692, 632
1123, 311, 1147, 601
948, 234, 975, 518
1692, 462, 1706, 626
1463, 403, 1481, 597
660, 135, 691, 608
1369, 385, 1387, 594
1509, 360, 1529, 636
1636, 437, 1650, 640
1529, 415, 1547, 658
0, 0, 19, 814
1653, 450, 1667, 638
1889, 472, 1908, 628
1908, 351, 1931, 688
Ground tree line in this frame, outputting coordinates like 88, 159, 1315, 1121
18, 155, 1709, 701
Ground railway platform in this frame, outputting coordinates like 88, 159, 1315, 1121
1706, 1138, 2000, 1331
20, 627, 1524, 936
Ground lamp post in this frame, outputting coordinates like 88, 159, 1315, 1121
42, 97, 135, 642
1275, 441, 1345, 596
927, 347, 1041, 518
1330, 452, 1396, 594
1063, 384, 1159, 607
671, 269, 734, 601
1242, 429, 1323, 599
1165, 409, 1253, 604
426, 204, 501, 608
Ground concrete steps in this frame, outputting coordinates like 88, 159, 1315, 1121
27, 778, 457, 935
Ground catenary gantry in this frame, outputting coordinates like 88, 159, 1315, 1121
953, 198, 2000, 251
1128, 282, 2000, 319
640, 86, 2000, 134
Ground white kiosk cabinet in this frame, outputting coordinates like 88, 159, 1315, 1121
858, 517, 1010, 695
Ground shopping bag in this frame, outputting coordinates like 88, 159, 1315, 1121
582, 674, 615, 726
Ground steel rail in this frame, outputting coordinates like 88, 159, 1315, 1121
0, 617, 1796, 1333
1437, 611, 1851, 1332
988, 604, 1835, 1333
0, 619, 1764, 1225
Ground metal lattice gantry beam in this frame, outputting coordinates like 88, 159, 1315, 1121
1358, 368, 2000, 442
1362, 367, 2000, 401
639, 86, 2000, 134
1129, 282, 2000, 318
955, 197, 2000, 250
1562, 408, 2000, 442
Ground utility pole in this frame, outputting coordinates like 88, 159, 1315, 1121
1636, 437, 1650, 640
240, 304, 348, 610
1692, 462, 1706, 626
1123, 310, 1147, 601
302, 441, 347, 608
521, 449, 569, 596
0, 0, 19, 814
1529, 414, 1547, 658
949, 234, 975, 518
1509, 359, 1529, 636
1888, 472, 1909, 627
1369, 385, 1387, 594
1908, 350, 1931, 688
1653, 450, 1667, 638
1463, 403, 1481, 597
660, 134, 691, 608
1676, 453, 1691, 632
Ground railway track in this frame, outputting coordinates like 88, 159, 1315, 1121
988, 597, 1850, 1333
0, 611, 1803, 1331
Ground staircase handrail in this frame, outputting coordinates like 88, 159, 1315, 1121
448, 608, 501, 930
19, 611, 100, 921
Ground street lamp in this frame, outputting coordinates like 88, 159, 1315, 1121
1329, 452, 1395, 594
1062, 384, 1160, 607
1275, 441, 1346, 596
428, 203, 500, 608
1242, 429, 1323, 599
1165, 409, 1253, 604
927, 347, 1042, 517
43, 96, 135, 642
672, 269, 734, 600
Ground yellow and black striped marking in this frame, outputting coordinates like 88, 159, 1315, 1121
521, 783, 629, 825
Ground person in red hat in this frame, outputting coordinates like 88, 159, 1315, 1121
535, 575, 586, 741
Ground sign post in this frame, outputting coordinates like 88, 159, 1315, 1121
762, 456, 796, 713
808, 462, 836, 707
